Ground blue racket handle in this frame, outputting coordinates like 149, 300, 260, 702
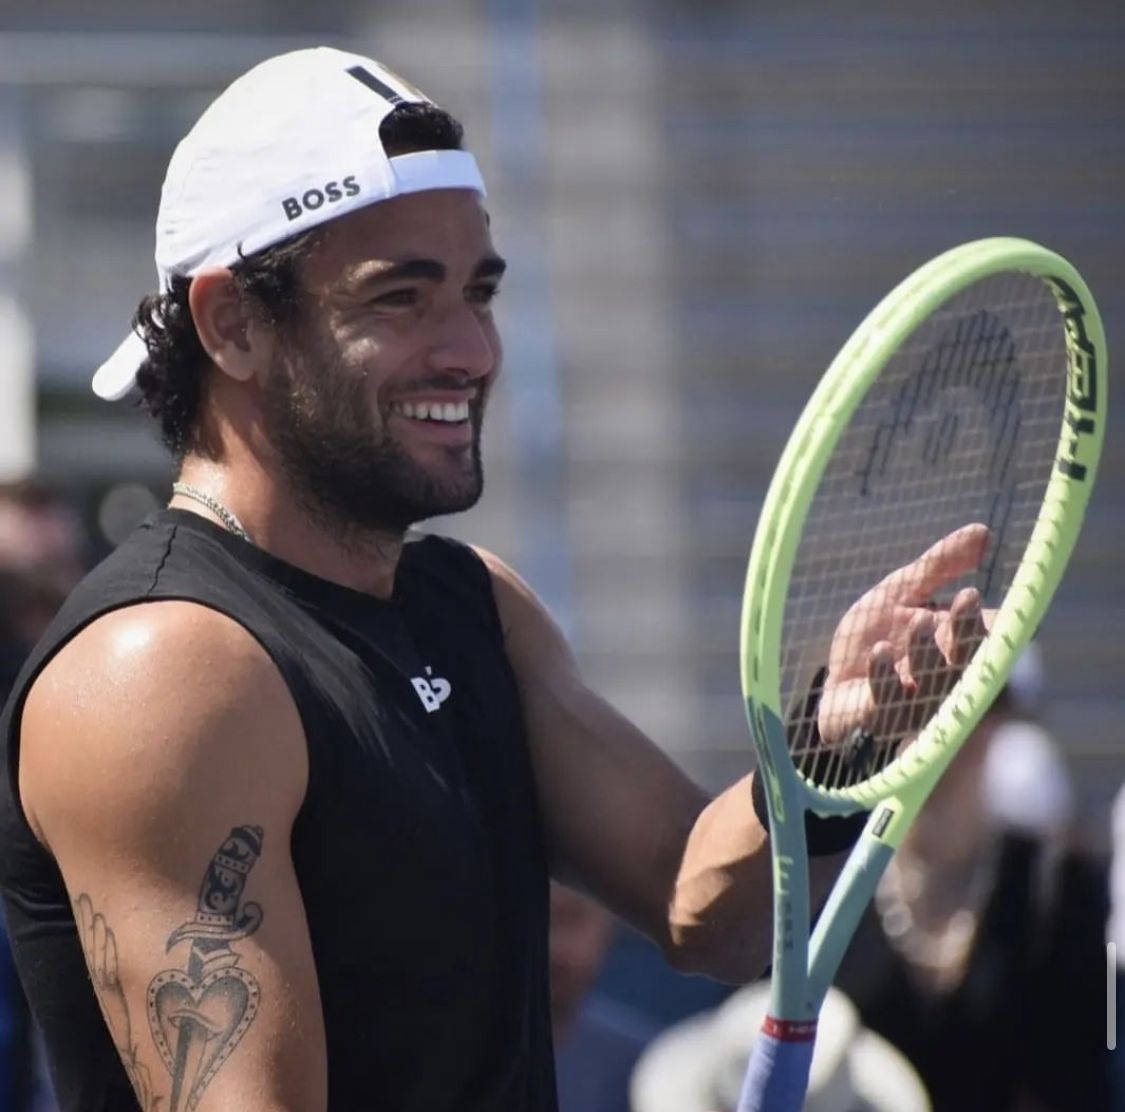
737, 1020, 816, 1112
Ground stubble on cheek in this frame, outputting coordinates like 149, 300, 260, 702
262, 328, 490, 531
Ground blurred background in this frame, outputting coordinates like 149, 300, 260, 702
1, 1, 1123, 1109
3, 0, 1120, 817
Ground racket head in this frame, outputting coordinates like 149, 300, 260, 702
741, 237, 1105, 828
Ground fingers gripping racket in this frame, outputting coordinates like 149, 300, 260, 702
737, 238, 1106, 1111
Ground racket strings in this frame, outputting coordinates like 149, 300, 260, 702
781, 273, 1067, 791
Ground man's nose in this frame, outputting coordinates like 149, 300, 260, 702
427, 304, 498, 380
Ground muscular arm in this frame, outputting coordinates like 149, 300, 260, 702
479, 525, 988, 985
478, 549, 799, 981
19, 602, 327, 1112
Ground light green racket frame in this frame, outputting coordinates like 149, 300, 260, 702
740, 237, 1106, 1021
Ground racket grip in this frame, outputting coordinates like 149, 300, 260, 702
737, 1020, 816, 1112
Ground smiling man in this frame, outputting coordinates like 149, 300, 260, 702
0, 47, 988, 1112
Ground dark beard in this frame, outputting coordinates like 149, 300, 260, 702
261, 345, 484, 537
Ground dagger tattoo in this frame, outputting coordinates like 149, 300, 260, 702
147, 825, 265, 1112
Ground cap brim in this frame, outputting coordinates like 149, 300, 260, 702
92, 332, 148, 401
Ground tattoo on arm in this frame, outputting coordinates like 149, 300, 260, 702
77, 825, 266, 1112
76, 893, 162, 1110
149, 825, 265, 1112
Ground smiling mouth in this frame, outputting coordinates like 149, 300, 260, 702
390, 400, 471, 423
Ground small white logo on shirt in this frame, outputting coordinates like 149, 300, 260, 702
411, 666, 452, 714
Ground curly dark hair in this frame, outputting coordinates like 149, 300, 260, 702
133, 101, 466, 460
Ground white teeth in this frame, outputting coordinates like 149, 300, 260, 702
393, 400, 470, 422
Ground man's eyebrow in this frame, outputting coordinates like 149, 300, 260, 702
350, 254, 506, 288
355, 258, 447, 286
473, 255, 507, 280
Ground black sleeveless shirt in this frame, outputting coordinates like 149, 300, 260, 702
0, 510, 556, 1111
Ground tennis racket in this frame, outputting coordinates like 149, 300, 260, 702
737, 237, 1106, 1111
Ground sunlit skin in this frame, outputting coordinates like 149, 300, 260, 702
12, 178, 1008, 1112
172, 190, 994, 972
174, 188, 504, 596
290, 190, 504, 489
819, 524, 992, 747
159, 189, 991, 979
175, 194, 990, 758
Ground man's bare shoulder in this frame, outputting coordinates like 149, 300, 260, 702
23, 599, 284, 727
19, 600, 307, 850
469, 546, 575, 677
470, 546, 552, 636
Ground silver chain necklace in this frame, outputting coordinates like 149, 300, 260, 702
171, 481, 252, 543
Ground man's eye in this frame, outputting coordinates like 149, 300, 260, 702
371, 288, 419, 307
467, 283, 500, 305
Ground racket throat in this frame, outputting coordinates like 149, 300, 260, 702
806, 821, 898, 1004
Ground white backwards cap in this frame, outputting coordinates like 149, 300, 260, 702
92, 46, 486, 401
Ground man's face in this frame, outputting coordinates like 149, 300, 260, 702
261, 188, 504, 534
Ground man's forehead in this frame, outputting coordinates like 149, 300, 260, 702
299, 192, 494, 291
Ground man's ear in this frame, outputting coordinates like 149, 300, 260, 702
188, 268, 272, 383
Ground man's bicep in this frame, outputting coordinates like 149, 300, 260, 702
68, 823, 325, 1111
19, 602, 327, 1111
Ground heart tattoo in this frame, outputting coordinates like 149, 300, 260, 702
147, 825, 265, 1111
147, 966, 260, 1108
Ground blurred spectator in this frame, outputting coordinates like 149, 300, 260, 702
630, 981, 930, 1111
0, 482, 86, 697
550, 882, 656, 1112
590, 919, 735, 1035
1104, 784, 1125, 1110
0, 480, 87, 1112
835, 646, 1110, 1111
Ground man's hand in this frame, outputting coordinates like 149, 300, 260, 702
817, 523, 993, 749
